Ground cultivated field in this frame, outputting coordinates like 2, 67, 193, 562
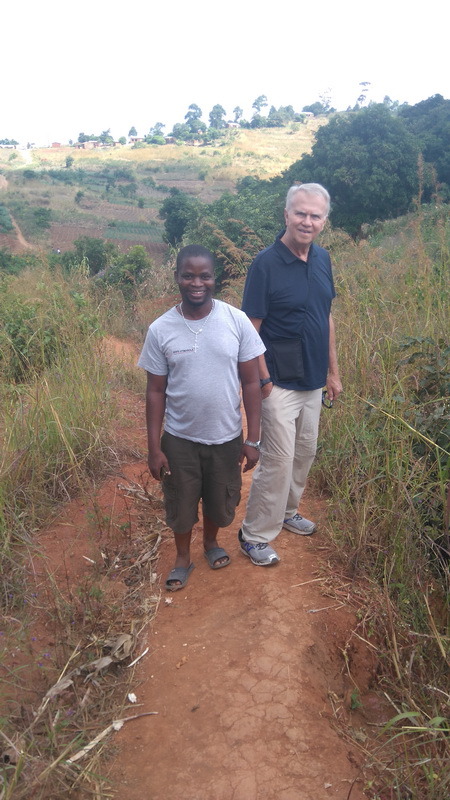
0, 121, 324, 261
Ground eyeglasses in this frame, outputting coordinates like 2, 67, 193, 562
321, 390, 333, 409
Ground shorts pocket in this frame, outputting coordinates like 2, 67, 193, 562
226, 481, 241, 517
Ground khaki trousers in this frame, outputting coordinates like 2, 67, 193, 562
241, 385, 322, 544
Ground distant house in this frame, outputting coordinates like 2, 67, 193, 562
164, 137, 175, 144
226, 121, 239, 128
52, 142, 61, 148
129, 136, 144, 144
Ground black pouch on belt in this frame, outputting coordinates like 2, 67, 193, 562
270, 338, 304, 382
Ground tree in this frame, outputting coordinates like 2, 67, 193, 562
65, 155, 74, 168
78, 132, 96, 143
355, 81, 371, 109
233, 106, 243, 123
184, 104, 202, 129
151, 122, 165, 136
252, 95, 268, 114
128, 126, 137, 137
318, 89, 333, 114
68, 236, 118, 275
101, 245, 152, 296
118, 136, 127, 145
146, 122, 166, 145
159, 188, 202, 245
399, 94, 450, 192
209, 104, 227, 129
185, 103, 202, 120
170, 122, 192, 141
99, 128, 114, 145
283, 104, 419, 237
302, 101, 327, 116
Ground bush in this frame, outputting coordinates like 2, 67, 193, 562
0, 205, 14, 232
0, 270, 101, 382
33, 207, 51, 229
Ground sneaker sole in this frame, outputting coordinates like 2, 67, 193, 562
282, 522, 316, 535
239, 545, 279, 567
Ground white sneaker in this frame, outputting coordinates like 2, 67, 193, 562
238, 530, 280, 566
283, 513, 316, 535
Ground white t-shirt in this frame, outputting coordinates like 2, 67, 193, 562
138, 299, 265, 445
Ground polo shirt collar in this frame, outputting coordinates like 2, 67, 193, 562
274, 230, 317, 265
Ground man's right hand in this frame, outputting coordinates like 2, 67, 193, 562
261, 381, 274, 399
148, 451, 170, 481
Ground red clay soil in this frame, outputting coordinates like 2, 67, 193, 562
7, 337, 385, 800
99, 341, 383, 800
107, 477, 381, 800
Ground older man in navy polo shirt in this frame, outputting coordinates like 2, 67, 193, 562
238, 183, 343, 566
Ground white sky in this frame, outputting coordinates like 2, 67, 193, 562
3, 0, 449, 146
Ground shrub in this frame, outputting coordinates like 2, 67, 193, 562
0, 270, 101, 382
0, 205, 14, 232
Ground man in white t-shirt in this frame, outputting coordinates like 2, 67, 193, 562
138, 245, 265, 590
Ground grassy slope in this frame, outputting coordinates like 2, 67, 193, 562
0, 120, 324, 261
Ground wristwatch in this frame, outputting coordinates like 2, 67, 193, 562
260, 377, 273, 387
243, 439, 261, 450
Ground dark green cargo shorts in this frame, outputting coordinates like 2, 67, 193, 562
160, 431, 242, 535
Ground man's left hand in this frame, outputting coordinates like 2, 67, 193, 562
326, 375, 343, 403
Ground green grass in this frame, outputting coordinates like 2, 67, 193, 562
312, 205, 449, 799
104, 220, 164, 241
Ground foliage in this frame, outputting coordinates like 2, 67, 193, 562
399, 94, 450, 195
283, 104, 420, 236
98, 245, 153, 297
209, 104, 227, 129
159, 188, 203, 244
0, 268, 101, 383
62, 236, 118, 275
302, 101, 328, 115
311, 208, 449, 798
0, 204, 14, 232
33, 207, 51, 229
0, 249, 35, 275
252, 95, 268, 114
77, 131, 97, 143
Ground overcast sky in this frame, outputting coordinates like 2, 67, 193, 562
3, 0, 449, 145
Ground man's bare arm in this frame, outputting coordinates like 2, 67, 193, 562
326, 313, 343, 402
247, 316, 273, 397
145, 372, 169, 480
238, 356, 262, 472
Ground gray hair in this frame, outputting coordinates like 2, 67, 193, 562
285, 183, 331, 216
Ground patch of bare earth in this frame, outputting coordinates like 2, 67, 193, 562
3, 338, 387, 799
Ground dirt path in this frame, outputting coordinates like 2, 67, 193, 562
0, 173, 34, 251
10, 215, 34, 250
104, 372, 379, 798
22, 338, 381, 799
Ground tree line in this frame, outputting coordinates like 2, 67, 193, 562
159, 95, 450, 252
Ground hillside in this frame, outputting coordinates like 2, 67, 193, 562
0, 121, 324, 263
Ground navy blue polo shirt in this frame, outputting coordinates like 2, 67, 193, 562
242, 233, 336, 391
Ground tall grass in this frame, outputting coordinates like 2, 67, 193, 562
0, 266, 117, 608
315, 206, 449, 798
0, 264, 163, 798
